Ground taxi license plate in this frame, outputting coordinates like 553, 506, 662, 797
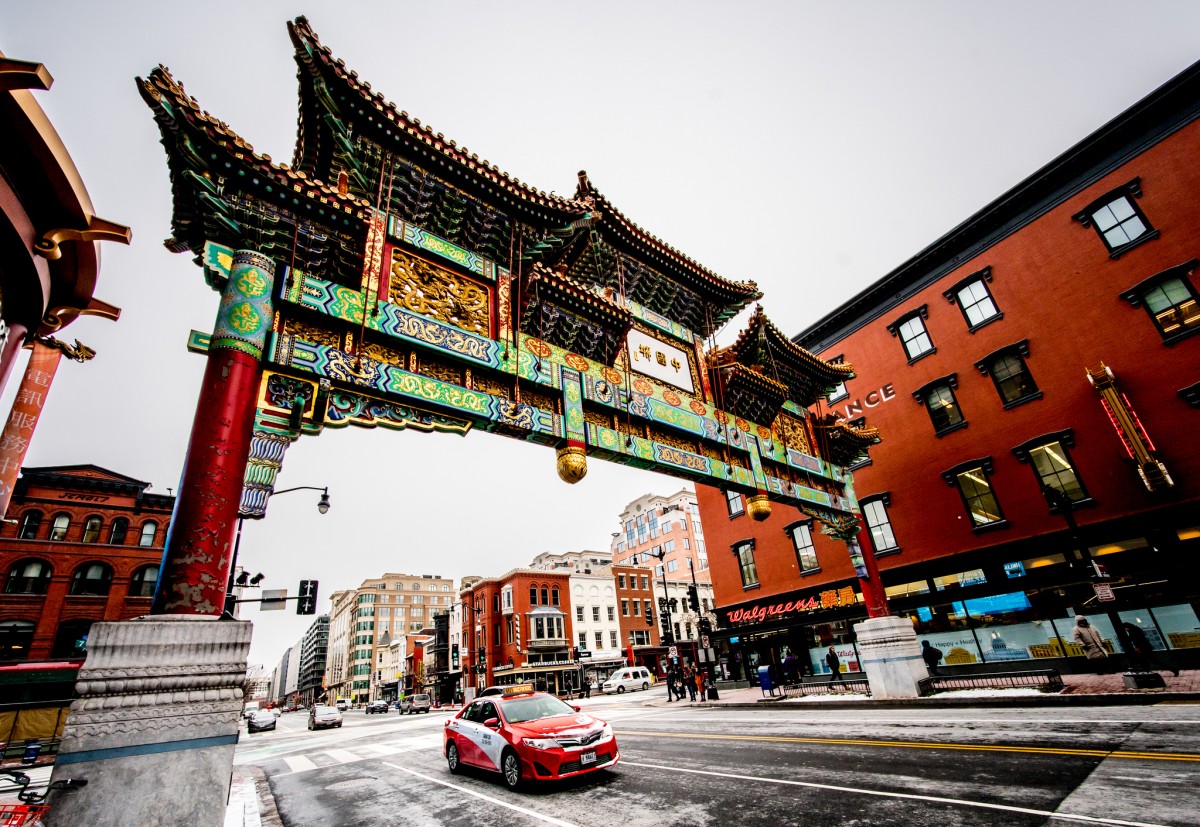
580, 750, 597, 765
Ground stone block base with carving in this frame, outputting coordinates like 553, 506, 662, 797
854, 615, 926, 700
45, 616, 251, 827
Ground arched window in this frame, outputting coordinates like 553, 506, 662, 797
540, 586, 549, 605
4, 559, 52, 594
529, 586, 538, 605
18, 511, 42, 540
50, 514, 71, 541
51, 619, 94, 659
108, 518, 129, 545
129, 564, 159, 598
551, 586, 560, 606
81, 516, 102, 544
70, 562, 113, 596
138, 521, 158, 547
0, 620, 36, 661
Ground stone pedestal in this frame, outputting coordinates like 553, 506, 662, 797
45, 616, 251, 827
854, 615, 926, 699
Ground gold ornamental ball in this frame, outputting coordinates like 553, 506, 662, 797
746, 494, 772, 522
556, 446, 588, 484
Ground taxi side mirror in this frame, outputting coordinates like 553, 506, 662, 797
483, 717, 501, 729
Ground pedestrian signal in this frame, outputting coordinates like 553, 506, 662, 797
687, 585, 700, 613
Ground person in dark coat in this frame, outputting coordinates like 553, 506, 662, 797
664, 668, 675, 702
1123, 622, 1180, 676
685, 666, 698, 702
921, 640, 944, 676
1073, 616, 1109, 674
825, 646, 842, 682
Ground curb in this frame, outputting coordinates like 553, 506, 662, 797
663, 691, 1200, 710
242, 765, 283, 827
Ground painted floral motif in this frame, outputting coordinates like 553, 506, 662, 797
736, 417, 750, 431
757, 426, 773, 440
689, 400, 707, 416
633, 378, 654, 395
662, 390, 681, 407
602, 367, 623, 385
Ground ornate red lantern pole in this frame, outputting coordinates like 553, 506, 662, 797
152, 251, 275, 615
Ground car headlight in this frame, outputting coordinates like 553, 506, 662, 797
600, 724, 614, 739
522, 737, 560, 750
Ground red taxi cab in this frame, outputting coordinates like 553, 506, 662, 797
443, 683, 619, 790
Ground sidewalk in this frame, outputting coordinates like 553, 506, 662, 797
639, 669, 1200, 708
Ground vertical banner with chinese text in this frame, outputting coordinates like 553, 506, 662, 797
0, 342, 62, 516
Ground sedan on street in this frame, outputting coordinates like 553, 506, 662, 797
247, 709, 277, 733
365, 701, 390, 714
444, 683, 618, 790
308, 705, 343, 730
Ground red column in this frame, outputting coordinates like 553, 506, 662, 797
848, 524, 890, 618
153, 250, 275, 615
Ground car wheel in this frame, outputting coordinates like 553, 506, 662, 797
616, 686, 625, 694
337, 722, 343, 728
642, 682, 649, 691
446, 741, 461, 774
501, 748, 522, 791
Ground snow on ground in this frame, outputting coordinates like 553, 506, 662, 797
779, 686, 1050, 703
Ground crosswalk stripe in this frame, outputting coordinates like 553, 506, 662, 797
282, 755, 319, 773
325, 749, 361, 764
363, 743, 405, 755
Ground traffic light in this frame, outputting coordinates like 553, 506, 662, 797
451, 643, 460, 669
297, 580, 318, 615
645, 606, 654, 626
687, 585, 700, 613
698, 618, 713, 636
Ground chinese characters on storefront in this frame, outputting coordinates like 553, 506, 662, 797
626, 328, 694, 394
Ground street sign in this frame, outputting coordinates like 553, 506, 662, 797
577, 650, 592, 659
1093, 582, 1116, 602
700, 635, 710, 648
261, 589, 287, 611
297, 580, 318, 615
667, 645, 678, 658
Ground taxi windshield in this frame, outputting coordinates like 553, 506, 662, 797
502, 694, 576, 724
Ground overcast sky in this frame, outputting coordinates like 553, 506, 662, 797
3, 1, 1199, 666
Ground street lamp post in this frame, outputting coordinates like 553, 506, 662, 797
224, 485, 330, 617
649, 550, 674, 658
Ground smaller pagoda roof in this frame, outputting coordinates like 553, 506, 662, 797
812, 415, 881, 468
712, 306, 855, 407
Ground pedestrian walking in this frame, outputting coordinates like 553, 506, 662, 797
583, 678, 591, 699
921, 640, 944, 676
695, 669, 706, 700
825, 646, 842, 682
1122, 622, 1180, 676
665, 669, 674, 702
686, 667, 698, 702
1073, 616, 1109, 673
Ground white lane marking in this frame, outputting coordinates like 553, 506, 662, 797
281, 755, 319, 773
381, 761, 579, 827
362, 743, 405, 756
325, 749, 361, 764
621, 761, 1170, 827
678, 716, 1200, 726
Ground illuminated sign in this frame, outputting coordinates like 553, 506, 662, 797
725, 585, 858, 625
627, 328, 694, 394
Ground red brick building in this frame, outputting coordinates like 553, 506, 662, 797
461, 570, 575, 694
700, 60, 1200, 681
0, 466, 173, 662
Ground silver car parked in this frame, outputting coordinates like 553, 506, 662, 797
399, 693, 431, 714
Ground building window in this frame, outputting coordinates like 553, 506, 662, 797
5, 559, 52, 594
944, 267, 1002, 331
826, 355, 849, 403
621, 599, 629, 616
632, 599, 641, 616
787, 521, 818, 573
129, 564, 160, 598
641, 576, 649, 591
725, 490, 744, 518
18, 511, 42, 539
50, 514, 70, 541
594, 631, 604, 649
1013, 431, 1089, 506
1073, 179, 1156, 257
942, 459, 1006, 530
81, 516, 102, 544
0, 620, 36, 662
108, 518, 129, 545
592, 606, 600, 622
51, 619, 94, 659
529, 586, 538, 606
860, 494, 899, 555
576, 605, 584, 622
733, 540, 759, 589
887, 305, 935, 362
617, 574, 626, 589
913, 375, 966, 436
70, 562, 113, 596
976, 340, 1041, 408
551, 587, 560, 607
1120, 260, 1200, 344
540, 587, 549, 605
610, 631, 619, 649
607, 606, 615, 621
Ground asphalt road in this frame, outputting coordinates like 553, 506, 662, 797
236, 698, 1200, 827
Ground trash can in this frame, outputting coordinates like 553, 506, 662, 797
21, 741, 41, 765
757, 665, 776, 696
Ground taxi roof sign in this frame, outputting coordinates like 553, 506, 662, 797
502, 683, 536, 697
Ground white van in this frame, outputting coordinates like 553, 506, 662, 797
601, 666, 653, 694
